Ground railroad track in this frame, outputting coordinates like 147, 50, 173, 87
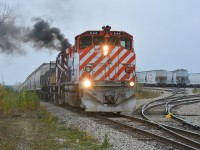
142, 88, 200, 130
96, 113, 200, 150
166, 95, 200, 129
45, 88, 200, 149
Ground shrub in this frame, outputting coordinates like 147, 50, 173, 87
134, 82, 160, 100
0, 85, 39, 116
192, 88, 200, 93
17, 89, 39, 111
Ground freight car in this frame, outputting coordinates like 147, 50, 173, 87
41, 62, 56, 99
166, 69, 189, 87
136, 72, 147, 86
146, 70, 167, 86
166, 71, 174, 86
188, 73, 200, 87
21, 61, 56, 98
172, 69, 189, 87
21, 26, 136, 113
136, 70, 167, 86
136, 69, 189, 87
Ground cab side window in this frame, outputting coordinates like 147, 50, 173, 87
80, 36, 92, 49
120, 36, 131, 50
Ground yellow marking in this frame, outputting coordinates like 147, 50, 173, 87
165, 113, 173, 118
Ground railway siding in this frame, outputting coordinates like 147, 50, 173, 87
175, 102, 200, 126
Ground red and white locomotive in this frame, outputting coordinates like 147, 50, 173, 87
54, 26, 136, 112
22, 26, 136, 113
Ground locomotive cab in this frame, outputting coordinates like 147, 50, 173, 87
76, 26, 133, 52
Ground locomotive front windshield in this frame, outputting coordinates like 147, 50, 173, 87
80, 36, 92, 49
93, 36, 105, 45
79, 35, 132, 50
108, 36, 119, 46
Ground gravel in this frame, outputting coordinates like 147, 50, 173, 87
175, 88, 200, 126
176, 103, 200, 126
41, 102, 158, 150
40, 88, 200, 149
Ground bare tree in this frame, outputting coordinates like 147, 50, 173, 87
0, 3, 12, 37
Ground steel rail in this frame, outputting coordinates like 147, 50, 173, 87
167, 99, 200, 129
96, 114, 199, 150
142, 89, 200, 128
138, 88, 200, 149
119, 114, 200, 139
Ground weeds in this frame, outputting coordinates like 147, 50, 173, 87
100, 134, 111, 149
0, 84, 39, 116
135, 82, 160, 100
192, 88, 200, 93
135, 90, 160, 100
0, 84, 112, 149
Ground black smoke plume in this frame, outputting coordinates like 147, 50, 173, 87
26, 18, 71, 51
0, 20, 26, 55
0, 17, 71, 55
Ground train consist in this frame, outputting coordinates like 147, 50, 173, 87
21, 26, 136, 113
136, 70, 167, 86
136, 69, 200, 87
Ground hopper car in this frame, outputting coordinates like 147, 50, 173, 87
136, 69, 189, 87
136, 70, 167, 86
188, 73, 200, 87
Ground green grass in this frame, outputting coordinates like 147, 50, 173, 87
0, 84, 39, 116
0, 84, 111, 149
135, 82, 161, 100
192, 88, 200, 94
0, 106, 111, 150
135, 90, 160, 100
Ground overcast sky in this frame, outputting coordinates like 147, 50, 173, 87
1, 0, 200, 85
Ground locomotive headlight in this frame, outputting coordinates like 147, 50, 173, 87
103, 45, 108, 56
103, 50, 108, 56
129, 81, 135, 87
103, 45, 108, 51
83, 79, 91, 88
